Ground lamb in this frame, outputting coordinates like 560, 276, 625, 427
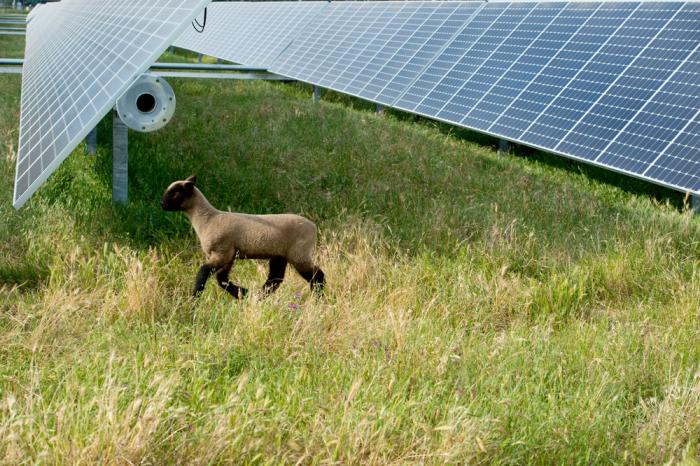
161, 175, 325, 298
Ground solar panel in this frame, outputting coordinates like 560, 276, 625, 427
23, 2, 58, 50
174, 2, 327, 68
13, 0, 211, 209
270, 2, 486, 105
391, 1, 700, 195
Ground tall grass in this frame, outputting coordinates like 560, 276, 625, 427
1, 37, 700, 464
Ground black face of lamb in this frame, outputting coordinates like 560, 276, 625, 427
160, 188, 182, 211
160, 183, 193, 211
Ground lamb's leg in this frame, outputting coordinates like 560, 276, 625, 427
215, 262, 248, 299
293, 263, 325, 295
263, 256, 287, 295
193, 264, 214, 297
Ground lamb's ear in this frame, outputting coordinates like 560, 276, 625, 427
186, 174, 197, 185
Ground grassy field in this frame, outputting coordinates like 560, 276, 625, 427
2, 34, 700, 465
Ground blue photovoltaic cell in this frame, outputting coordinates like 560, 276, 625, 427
553, 2, 685, 165
270, 2, 379, 85
482, 2, 610, 140
270, 2, 485, 105
394, 2, 517, 116
174, 2, 328, 68
590, 3, 700, 176
512, 2, 647, 152
357, 2, 484, 105
645, 112, 700, 191
390, 1, 700, 195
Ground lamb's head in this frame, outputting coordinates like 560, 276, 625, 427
161, 175, 197, 211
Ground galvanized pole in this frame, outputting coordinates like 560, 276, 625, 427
692, 195, 700, 215
497, 139, 511, 156
313, 85, 321, 103
375, 103, 385, 115
197, 53, 203, 63
112, 110, 128, 205
86, 126, 97, 155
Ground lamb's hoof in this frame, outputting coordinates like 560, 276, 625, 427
311, 283, 324, 296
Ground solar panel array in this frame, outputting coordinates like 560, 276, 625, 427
174, 2, 328, 68
272, 1, 485, 105
268, 1, 700, 195
393, 1, 700, 193
13, 0, 700, 207
13, 0, 212, 208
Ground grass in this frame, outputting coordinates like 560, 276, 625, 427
2, 35, 700, 465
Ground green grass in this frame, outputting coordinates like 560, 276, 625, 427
2, 36, 700, 465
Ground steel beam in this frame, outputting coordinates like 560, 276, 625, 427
498, 139, 511, 156
0, 59, 289, 80
112, 110, 128, 205
153, 71, 290, 81
86, 126, 97, 155
149, 62, 267, 72
0, 59, 269, 72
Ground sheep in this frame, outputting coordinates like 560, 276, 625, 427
160, 175, 325, 298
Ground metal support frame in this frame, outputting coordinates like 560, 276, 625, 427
313, 85, 321, 103
154, 71, 289, 81
149, 62, 266, 72
691, 195, 700, 215
0, 60, 289, 80
197, 53, 203, 63
375, 103, 385, 115
0, 59, 268, 71
498, 139, 511, 156
86, 126, 97, 155
112, 110, 128, 205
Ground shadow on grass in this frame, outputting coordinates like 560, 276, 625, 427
0, 262, 49, 289
285, 81, 684, 210
384, 109, 685, 210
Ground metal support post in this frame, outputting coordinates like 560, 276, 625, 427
313, 85, 321, 103
375, 103, 385, 115
86, 126, 97, 155
197, 53, 203, 63
692, 195, 700, 215
112, 110, 128, 205
168, 46, 174, 54
498, 139, 511, 156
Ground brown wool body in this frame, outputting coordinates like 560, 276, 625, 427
161, 175, 325, 298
